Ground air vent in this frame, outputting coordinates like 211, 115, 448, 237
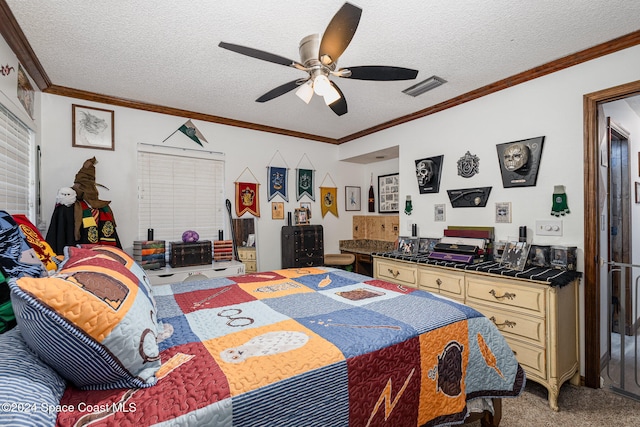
402, 75, 446, 97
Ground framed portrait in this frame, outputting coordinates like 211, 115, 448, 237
500, 240, 531, 271
396, 236, 419, 255
72, 104, 115, 150
294, 208, 309, 225
17, 65, 34, 119
415, 155, 443, 194
378, 173, 399, 213
496, 136, 544, 188
418, 237, 439, 254
434, 203, 446, 221
345, 186, 361, 211
495, 202, 512, 223
271, 202, 284, 219
300, 201, 312, 219
527, 245, 550, 268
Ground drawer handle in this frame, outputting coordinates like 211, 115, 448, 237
436, 278, 442, 286
489, 289, 516, 300
489, 316, 516, 328
387, 268, 400, 278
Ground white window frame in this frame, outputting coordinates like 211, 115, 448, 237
0, 103, 34, 218
137, 143, 226, 244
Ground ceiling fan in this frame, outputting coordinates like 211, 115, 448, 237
218, 2, 419, 116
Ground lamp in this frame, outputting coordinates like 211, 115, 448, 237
295, 80, 314, 104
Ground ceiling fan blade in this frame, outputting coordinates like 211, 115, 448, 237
219, 42, 303, 68
327, 81, 347, 116
340, 66, 419, 81
255, 80, 302, 103
318, 3, 362, 65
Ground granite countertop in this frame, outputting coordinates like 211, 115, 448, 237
339, 239, 395, 255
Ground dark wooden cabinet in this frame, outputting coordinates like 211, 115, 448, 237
281, 225, 324, 268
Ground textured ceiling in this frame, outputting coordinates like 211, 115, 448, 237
5, 0, 640, 142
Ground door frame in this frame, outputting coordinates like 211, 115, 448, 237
583, 80, 640, 388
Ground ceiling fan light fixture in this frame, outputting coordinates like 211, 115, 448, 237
295, 80, 314, 104
323, 87, 341, 105
313, 74, 332, 96
402, 75, 447, 97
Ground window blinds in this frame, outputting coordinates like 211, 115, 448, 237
137, 145, 225, 243
0, 103, 32, 216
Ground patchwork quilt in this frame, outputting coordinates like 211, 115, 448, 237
56, 267, 525, 427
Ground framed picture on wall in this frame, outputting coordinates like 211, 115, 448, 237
378, 173, 399, 213
272, 202, 284, 219
72, 104, 115, 150
345, 186, 361, 211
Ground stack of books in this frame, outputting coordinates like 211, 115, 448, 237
213, 240, 234, 261
133, 240, 166, 270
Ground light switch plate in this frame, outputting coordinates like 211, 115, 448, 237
535, 219, 563, 236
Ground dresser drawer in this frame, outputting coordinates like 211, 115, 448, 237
468, 302, 546, 347
243, 260, 257, 272
238, 248, 256, 260
418, 266, 464, 299
466, 276, 546, 316
375, 259, 417, 288
504, 337, 547, 379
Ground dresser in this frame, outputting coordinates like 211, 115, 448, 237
281, 225, 324, 268
237, 247, 257, 273
373, 255, 580, 411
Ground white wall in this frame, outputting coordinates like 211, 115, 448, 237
38, 95, 369, 271
339, 44, 640, 375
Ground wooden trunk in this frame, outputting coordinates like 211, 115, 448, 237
281, 225, 324, 268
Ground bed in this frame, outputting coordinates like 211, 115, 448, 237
3, 245, 524, 427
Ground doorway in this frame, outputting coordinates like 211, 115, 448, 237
606, 118, 632, 336
584, 80, 640, 390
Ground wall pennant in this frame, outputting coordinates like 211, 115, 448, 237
267, 150, 289, 201
295, 154, 316, 201
234, 167, 260, 217
319, 173, 338, 218
163, 119, 208, 147
267, 166, 288, 201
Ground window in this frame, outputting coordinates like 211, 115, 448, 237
137, 144, 225, 243
0, 103, 33, 216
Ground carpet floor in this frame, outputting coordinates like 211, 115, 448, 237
466, 380, 640, 426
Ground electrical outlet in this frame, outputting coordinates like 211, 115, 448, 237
535, 219, 563, 236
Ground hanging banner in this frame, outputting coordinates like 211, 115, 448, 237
235, 182, 260, 217
320, 187, 338, 218
267, 166, 288, 201
296, 168, 315, 201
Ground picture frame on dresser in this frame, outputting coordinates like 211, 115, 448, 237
500, 240, 530, 271
396, 236, 418, 255
378, 173, 399, 213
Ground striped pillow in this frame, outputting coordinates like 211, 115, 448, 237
9, 246, 161, 390
0, 327, 67, 427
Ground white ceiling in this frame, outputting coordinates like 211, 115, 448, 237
5, 0, 640, 142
